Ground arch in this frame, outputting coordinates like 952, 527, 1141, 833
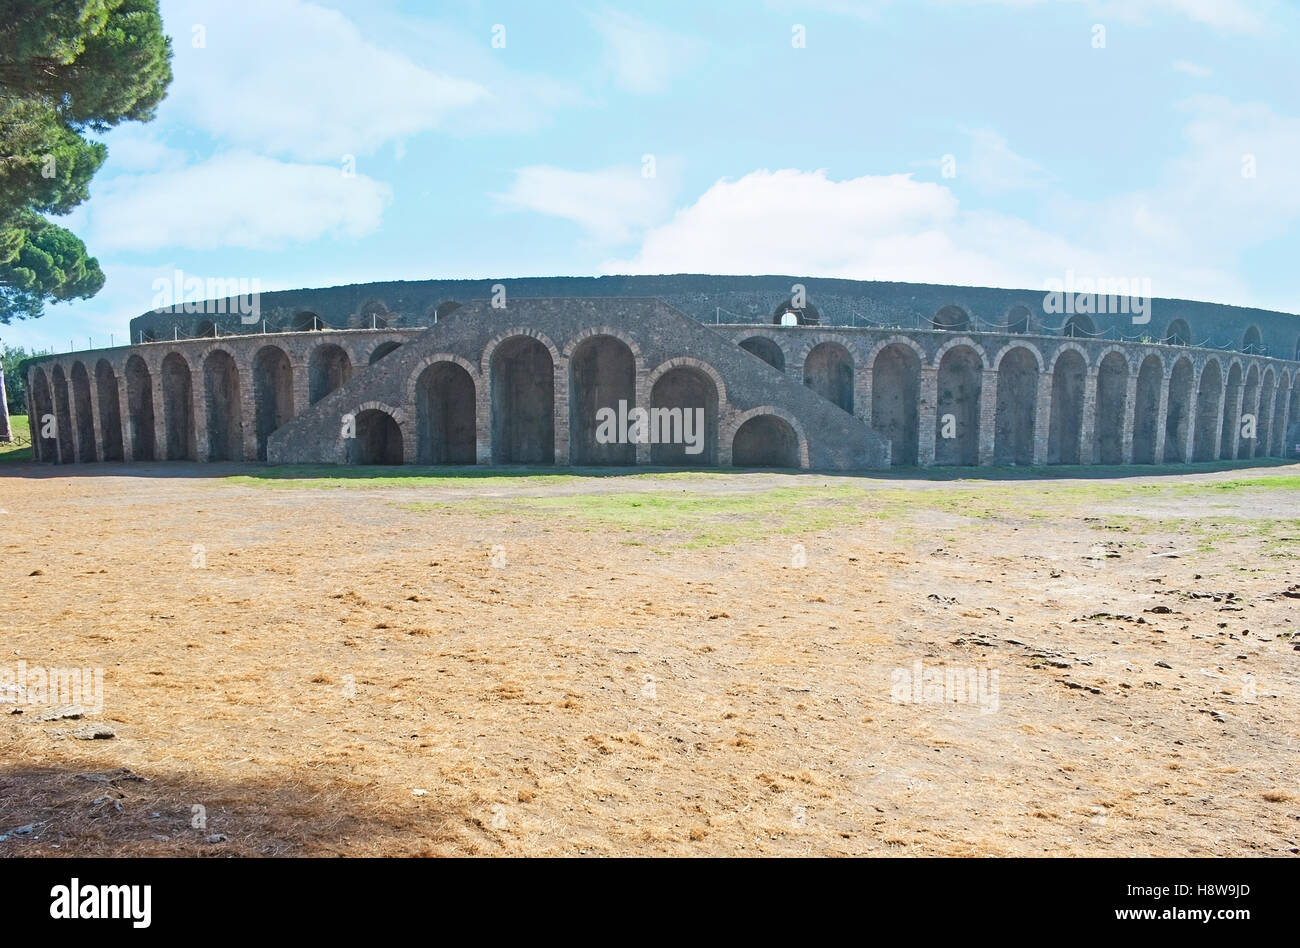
1162, 357, 1194, 463
70, 361, 97, 462
994, 347, 1040, 466
649, 365, 719, 466
161, 352, 194, 460
349, 408, 403, 465
1219, 361, 1244, 460
253, 345, 294, 462
872, 342, 921, 466
368, 341, 402, 365
731, 414, 800, 468
569, 334, 637, 466
1192, 359, 1223, 462
934, 345, 982, 466
416, 361, 476, 464
773, 298, 820, 326
1047, 348, 1087, 464
1256, 368, 1276, 459
1242, 325, 1262, 354
125, 355, 155, 461
357, 299, 390, 329
739, 336, 786, 372
490, 334, 554, 465
203, 349, 243, 461
932, 305, 970, 332
308, 343, 352, 405
140, 328, 158, 343
194, 319, 216, 339
1163, 318, 1191, 346
50, 365, 74, 462
433, 300, 462, 322
1238, 364, 1260, 458
1132, 355, 1163, 464
1005, 304, 1032, 334
94, 359, 124, 461
29, 367, 56, 461
1063, 314, 1096, 338
291, 311, 321, 332
802, 341, 854, 413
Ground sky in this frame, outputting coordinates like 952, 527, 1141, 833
5, 0, 1300, 354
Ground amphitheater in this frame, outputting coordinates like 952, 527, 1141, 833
21, 274, 1300, 470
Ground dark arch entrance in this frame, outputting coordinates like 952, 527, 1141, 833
1048, 349, 1086, 464
739, 336, 785, 372
30, 368, 56, 461
569, 335, 636, 466
1257, 371, 1276, 459
350, 409, 402, 465
369, 341, 402, 364
1063, 315, 1096, 338
204, 350, 243, 461
491, 336, 554, 464
803, 342, 853, 413
935, 346, 981, 466
1005, 305, 1032, 334
1239, 365, 1260, 458
994, 347, 1039, 466
125, 355, 155, 461
732, 415, 799, 468
71, 362, 97, 462
1095, 352, 1129, 464
162, 353, 194, 461
1163, 358, 1194, 463
649, 366, 719, 466
933, 306, 969, 331
872, 343, 920, 466
416, 362, 476, 464
1164, 319, 1191, 346
1220, 363, 1243, 460
1132, 356, 1162, 464
95, 360, 124, 461
309, 344, 352, 405
253, 345, 294, 461
51, 365, 74, 462
1192, 361, 1223, 462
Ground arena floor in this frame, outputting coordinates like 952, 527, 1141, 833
2, 461, 1297, 856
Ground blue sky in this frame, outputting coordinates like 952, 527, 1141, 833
5, 0, 1300, 353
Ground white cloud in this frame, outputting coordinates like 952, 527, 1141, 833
964, 128, 1051, 193
96, 127, 188, 174
1173, 60, 1213, 77
495, 162, 680, 244
84, 151, 392, 253
163, 0, 486, 161
589, 10, 705, 94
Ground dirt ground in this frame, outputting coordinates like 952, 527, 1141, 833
1, 461, 1297, 857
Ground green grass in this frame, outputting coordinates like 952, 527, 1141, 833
0, 414, 31, 462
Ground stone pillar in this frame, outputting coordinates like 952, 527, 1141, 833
977, 368, 998, 465
1223, 380, 1242, 460
149, 360, 168, 460
1181, 372, 1198, 463
635, 368, 651, 465
239, 356, 258, 461
64, 372, 82, 463
1276, 385, 1292, 458
1242, 377, 1263, 459
1032, 372, 1053, 466
553, 358, 569, 466
1120, 373, 1139, 464
1080, 369, 1098, 464
918, 366, 938, 466
190, 359, 208, 462
85, 374, 102, 462
856, 365, 872, 428
1210, 379, 1227, 462
1153, 374, 1170, 463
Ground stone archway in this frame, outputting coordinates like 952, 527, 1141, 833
350, 409, 403, 465
802, 342, 853, 413
95, 360, 124, 461
569, 334, 636, 466
416, 362, 476, 465
872, 343, 921, 466
649, 365, 719, 466
1048, 349, 1086, 464
162, 353, 194, 461
309, 344, 352, 405
1163, 358, 1194, 463
253, 345, 294, 462
731, 414, 799, 468
203, 349, 243, 461
935, 346, 981, 466
125, 355, 155, 461
71, 362, 97, 462
1192, 360, 1223, 462
994, 347, 1039, 466
1132, 355, 1162, 464
739, 336, 785, 372
490, 335, 554, 465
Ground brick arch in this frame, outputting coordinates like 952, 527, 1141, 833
991, 341, 1047, 373
346, 401, 409, 464
480, 328, 562, 377
722, 404, 811, 469
405, 352, 480, 407
1046, 340, 1089, 373
646, 356, 728, 410
562, 326, 644, 361
864, 334, 926, 367
789, 332, 865, 369
1092, 343, 1136, 374
930, 336, 988, 368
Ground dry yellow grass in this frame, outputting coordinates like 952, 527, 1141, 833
1, 463, 1298, 856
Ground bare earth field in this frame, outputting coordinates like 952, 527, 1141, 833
1, 460, 1297, 857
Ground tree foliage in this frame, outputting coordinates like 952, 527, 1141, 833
0, 0, 172, 323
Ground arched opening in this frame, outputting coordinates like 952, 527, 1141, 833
30, 368, 56, 461
71, 362, 97, 462
802, 342, 853, 413
739, 336, 785, 372
1238, 364, 1260, 458
1242, 326, 1262, 354
1132, 355, 1162, 464
51, 365, 74, 462
773, 299, 820, 326
1256, 369, 1276, 459
1287, 386, 1300, 458
416, 362, 476, 465
161, 353, 194, 460
1219, 363, 1243, 460
1164, 319, 1191, 346
140, 328, 157, 343
1063, 315, 1096, 338
369, 341, 402, 365
95, 360, 124, 462
732, 415, 799, 468
491, 336, 554, 465
872, 343, 921, 466
649, 366, 719, 466
433, 301, 462, 323
935, 346, 981, 465
203, 350, 243, 461
358, 300, 389, 329
1048, 349, 1086, 464
349, 409, 402, 465
932, 305, 970, 332
1162, 358, 1194, 463
1094, 352, 1129, 465
253, 345, 293, 462
994, 347, 1039, 466
1271, 380, 1289, 457
1192, 360, 1223, 462
194, 319, 216, 339
1005, 305, 1032, 334
569, 335, 636, 466
308, 344, 352, 405
291, 311, 321, 332
125, 355, 155, 461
